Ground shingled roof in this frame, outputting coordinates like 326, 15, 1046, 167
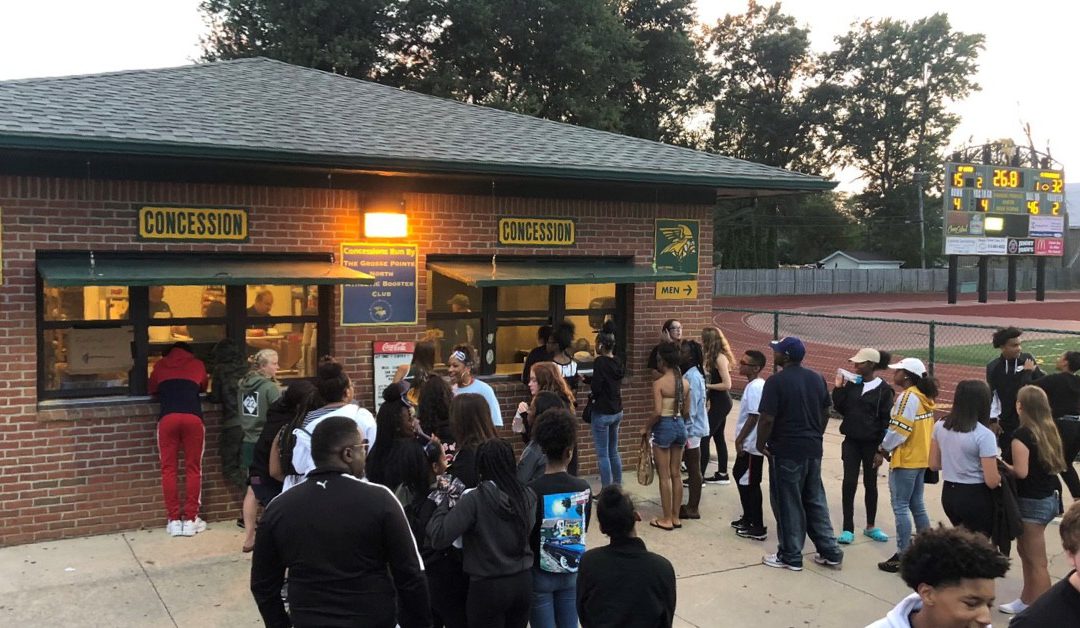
0, 58, 834, 192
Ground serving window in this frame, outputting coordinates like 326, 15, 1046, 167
35, 253, 348, 401
425, 258, 629, 377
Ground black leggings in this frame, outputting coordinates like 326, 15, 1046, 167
733, 452, 764, 527
702, 392, 732, 475
467, 570, 532, 628
941, 481, 994, 538
1055, 417, 1080, 499
840, 438, 879, 532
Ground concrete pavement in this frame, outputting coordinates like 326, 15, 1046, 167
1, 402, 1072, 628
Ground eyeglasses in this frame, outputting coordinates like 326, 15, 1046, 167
340, 440, 369, 456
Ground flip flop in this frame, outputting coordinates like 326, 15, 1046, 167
649, 519, 674, 531
673, 522, 683, 529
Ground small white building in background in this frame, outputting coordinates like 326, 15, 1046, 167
818, 250, 904, 270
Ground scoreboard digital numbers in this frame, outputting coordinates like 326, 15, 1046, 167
943, 162, 1066, 257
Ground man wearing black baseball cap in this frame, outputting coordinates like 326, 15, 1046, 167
756, 337, 844, 572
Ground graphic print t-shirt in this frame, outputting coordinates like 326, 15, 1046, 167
528, 472, 591, 574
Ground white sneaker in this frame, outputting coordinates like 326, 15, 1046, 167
181, 517, 207, 536
762, 553, 802, 571
166, 520, 183, 537
998, 599, 1028, 615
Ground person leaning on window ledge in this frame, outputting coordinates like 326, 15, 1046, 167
150, 342, 209, 538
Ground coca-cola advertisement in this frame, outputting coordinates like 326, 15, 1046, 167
373, 341, 415, 411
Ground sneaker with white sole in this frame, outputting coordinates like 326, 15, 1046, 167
812, 553, 843, 570
998, 599, 1028, 615
181, 517, 207, 536
736, 525, 768, 541
704, 472, 731, 485
166, 520, 183, 537
762, 553, 802, 571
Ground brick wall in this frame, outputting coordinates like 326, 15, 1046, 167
0, 174, 713, 546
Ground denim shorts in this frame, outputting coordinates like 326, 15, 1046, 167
651, 416, 687, 449
1017, 493, 1060, 526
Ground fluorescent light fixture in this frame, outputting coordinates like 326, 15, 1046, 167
984, 217, 1004, 232
364, 212, 408, 238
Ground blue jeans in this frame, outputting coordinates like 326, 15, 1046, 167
768, 456, 843, 567
530, 569, 577, 628
591, 411, 623, 487
889, 467, 930, 554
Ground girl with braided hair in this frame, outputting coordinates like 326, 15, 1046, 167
427, 438, 537, 628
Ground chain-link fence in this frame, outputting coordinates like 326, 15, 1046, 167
715, 307, 1080, 414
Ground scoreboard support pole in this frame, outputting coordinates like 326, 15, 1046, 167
947, 255, 959, 304
977, 257, 989, 303
1036, 257, 1047, 302
1006, 257, 1018, 302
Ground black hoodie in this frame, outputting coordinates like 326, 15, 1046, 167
832, 378, 894, 442
427, 480, 536, 579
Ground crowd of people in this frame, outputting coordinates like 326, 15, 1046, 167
144, 317, 1080, 627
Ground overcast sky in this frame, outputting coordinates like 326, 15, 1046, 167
1, 0, 1075, 191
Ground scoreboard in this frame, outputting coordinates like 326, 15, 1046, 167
943, 162, 1066, 257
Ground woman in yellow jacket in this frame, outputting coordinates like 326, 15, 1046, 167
875, 357, 938, 573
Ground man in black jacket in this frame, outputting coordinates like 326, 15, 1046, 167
986, 327, 1044, 443
250, 416, 431, 628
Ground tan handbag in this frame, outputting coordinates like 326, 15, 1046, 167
636, 432, 654, 486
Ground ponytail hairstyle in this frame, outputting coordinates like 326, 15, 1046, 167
657, 341, 683, 374
476, 438, 532, 536
596, 320, 617, 354
596, 484, 637, 539
903, 370, 939, 400
873, 350, 892, 371
702, 326, 735, 370
681, 340, 705, 376
1017, 385, 1067, 474
316, 356, 351, 403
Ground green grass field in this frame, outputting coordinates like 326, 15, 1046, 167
904, 338, 1079, 368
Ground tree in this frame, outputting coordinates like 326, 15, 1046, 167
614, 0, 708, 144
703, 2, 846, 268
391, 0, 641, 131
704, 1, 825, 173
200, 0, 397, 79
813, 13, 983, 266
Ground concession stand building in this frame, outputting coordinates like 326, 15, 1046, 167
0, 58, 833, 545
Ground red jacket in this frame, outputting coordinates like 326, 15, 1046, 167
150, 347, 208, 419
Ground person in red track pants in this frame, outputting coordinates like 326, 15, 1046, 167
150, 342, 209, 537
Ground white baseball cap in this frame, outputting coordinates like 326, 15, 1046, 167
888, 357, 927, 378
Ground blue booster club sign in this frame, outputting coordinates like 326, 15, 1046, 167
341, 243, 418, 326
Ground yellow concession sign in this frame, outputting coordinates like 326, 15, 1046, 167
138, 206, 249, 242
498, 217, 575, 246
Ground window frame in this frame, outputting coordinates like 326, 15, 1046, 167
36, 253, 334, 401
425, 256, 630, 377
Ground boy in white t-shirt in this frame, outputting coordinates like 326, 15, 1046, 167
731, 350, 768, 540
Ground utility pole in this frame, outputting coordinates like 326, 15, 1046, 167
914, 171, 929, 269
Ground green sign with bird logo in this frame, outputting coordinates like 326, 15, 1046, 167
654, 219, 699, 274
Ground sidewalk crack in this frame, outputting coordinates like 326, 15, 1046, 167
122, 533, 179, 628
